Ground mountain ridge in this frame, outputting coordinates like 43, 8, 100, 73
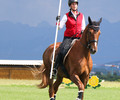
0, 19, 120, 65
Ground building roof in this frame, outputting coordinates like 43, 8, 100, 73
0, 60, 43, 66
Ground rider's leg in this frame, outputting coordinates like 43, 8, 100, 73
52, 37, 73, 77
52, 52, 62, 77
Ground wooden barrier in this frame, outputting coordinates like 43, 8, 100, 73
0, 65, 40, 80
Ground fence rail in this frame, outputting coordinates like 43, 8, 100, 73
0, 65, 40, 80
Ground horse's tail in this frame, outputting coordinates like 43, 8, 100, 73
30, 64, 49, 88
37, 64, 49, 88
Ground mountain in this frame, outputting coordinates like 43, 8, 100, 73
0, 19, 120, 65
92, 60, 120, 76
0, 21, 64, 60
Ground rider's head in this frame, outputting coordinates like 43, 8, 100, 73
68, 0, 78, 11
68, 0, 78, 6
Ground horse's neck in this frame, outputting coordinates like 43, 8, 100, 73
80, 27, 88, 46
76, 26, 90, 57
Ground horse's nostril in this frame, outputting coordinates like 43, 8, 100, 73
90, 48, 94, 52
94, 50, 96, 53
90, 48, 96, 54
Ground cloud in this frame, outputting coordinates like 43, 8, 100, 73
0, 0, 119, 26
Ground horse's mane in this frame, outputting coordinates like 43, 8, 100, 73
82, 24, 89, 35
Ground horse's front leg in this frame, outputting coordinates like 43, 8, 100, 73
70, 74, 84, 100
80, 74, 90, 100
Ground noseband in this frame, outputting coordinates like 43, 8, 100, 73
88, 40, 98, 47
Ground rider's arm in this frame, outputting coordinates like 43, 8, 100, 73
81, 15, 86, 31
58, 15, 67, 29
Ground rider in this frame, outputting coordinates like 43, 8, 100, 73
53, 0, 86, 77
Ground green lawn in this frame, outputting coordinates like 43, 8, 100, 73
0, 79, 120, 100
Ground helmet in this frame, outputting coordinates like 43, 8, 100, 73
68, 0, 78, 6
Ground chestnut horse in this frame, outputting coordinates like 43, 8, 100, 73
37, 17, 102, 100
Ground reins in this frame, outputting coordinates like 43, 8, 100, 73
70, 32, 82, 39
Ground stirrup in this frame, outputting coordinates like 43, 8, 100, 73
52, 68, 58, 78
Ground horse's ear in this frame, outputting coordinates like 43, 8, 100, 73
98, 17, 102, 24
88, 16, 92, 25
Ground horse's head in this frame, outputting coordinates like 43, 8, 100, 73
87, 16, 102, 54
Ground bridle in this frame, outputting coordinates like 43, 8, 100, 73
87, 25, 100, 48
80, 24, 100, 49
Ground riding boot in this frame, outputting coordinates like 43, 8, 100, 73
52, 53, 61, 77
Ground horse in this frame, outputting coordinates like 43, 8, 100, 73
36, 16, 102, 100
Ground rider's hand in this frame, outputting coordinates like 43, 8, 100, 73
56, 16, 60, 21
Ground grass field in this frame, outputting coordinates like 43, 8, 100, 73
0, 79, 120, 100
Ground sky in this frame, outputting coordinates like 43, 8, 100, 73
0, 0, 120, 64
0, 0, 120, 27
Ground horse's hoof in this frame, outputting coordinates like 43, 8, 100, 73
76, 98, 81, 100
50, 97, 55, 100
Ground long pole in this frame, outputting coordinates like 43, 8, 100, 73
50, 0, 62, 79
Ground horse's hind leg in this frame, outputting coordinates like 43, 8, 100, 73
53, 74, 63, 99
70, 74, 84, 100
